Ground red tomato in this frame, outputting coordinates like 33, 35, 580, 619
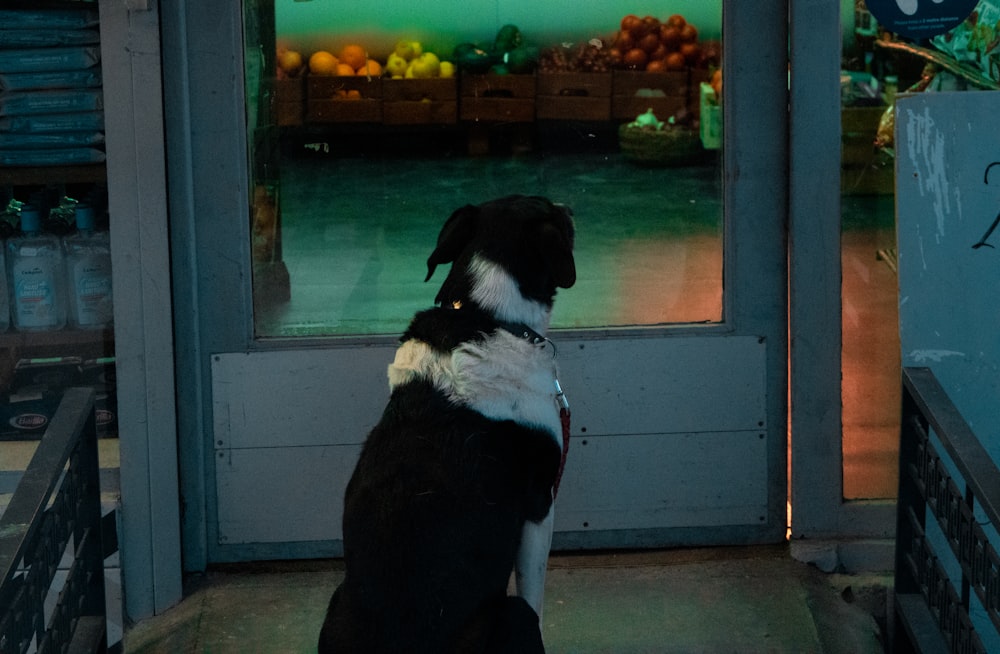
639, 32, 661, 54
664, 51, 686, 71
623, 48, 649, 69
620, 14, 642, 33
666, 14, 687, 29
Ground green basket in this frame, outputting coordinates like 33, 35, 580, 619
618, 123, 703, 166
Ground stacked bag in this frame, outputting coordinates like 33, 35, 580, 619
0, 7, 104, 166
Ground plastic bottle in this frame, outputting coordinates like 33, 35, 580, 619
64, 204, 113, 329
8, 205, 67, 331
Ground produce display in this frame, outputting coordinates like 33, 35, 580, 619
538, 41, 616, 73
538, 14, 720, 73
618, 107, 704, 165
610, 13, 719, 71
278, 42, 452, 80
385, 40, 455, 79
271, 11, 723, 138
276, 13, 718, 80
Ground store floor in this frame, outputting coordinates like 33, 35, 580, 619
124, 545, 889, 653
255, 135, 724, 337
255, 136, 900, 500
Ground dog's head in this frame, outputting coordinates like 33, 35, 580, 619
425, 195, 575, 329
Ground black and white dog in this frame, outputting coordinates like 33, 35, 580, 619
318, 195, 575, 653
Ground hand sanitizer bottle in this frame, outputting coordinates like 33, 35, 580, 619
64, 204, 113, 329
8, 205, 67, 331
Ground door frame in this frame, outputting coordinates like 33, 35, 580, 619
163, 0, 790, 566
787, 0, 896, 563
99, 0, 182, 622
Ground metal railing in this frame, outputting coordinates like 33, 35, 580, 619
894, 367, 1000, 654
0, 387, 107, 654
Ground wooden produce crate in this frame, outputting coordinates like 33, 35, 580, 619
382, 77, 458, 125
841, 106, 894, 195
273, 76, 305, 126
535, 72, 612, 121
306, 74, 382, 123
460, 74, 535, 122
612, 69, 692, 121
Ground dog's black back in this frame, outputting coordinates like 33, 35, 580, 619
319, 380, 559, 652
318, 196, 574, 653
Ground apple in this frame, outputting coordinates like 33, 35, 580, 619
409, 52, 440, 78
394, 40, 415, 60
386, 52, 408, 77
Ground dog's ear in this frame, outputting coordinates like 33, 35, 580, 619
540, 221, 576, 288
426, 205, 478, 281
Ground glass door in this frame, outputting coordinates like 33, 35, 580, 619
250, 3, 725, 337
166, 0, 789, 564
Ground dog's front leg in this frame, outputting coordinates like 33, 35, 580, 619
515, 503, 555, 617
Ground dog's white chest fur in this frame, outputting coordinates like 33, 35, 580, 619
388, 332, 563, 444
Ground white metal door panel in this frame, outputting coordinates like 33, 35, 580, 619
555, 335, 767, 435
212, 347, 395, 449
555, 430, 767, 532
212, 334, 768, 547
216, 445, 359, 545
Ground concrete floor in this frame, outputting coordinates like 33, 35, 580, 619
124, 545, 889, 654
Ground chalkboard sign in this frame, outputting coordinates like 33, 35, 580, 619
896, 91, 1000, 458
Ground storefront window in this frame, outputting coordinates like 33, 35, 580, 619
243, 1, 724, 337
840, 3, 902, 501
839, 0, 996, 499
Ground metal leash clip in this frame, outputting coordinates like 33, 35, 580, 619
554, 378, 570, 411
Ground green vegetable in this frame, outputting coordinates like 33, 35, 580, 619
493, 24, 522, 53
452, 42, 478, 60
504, 46, 538, 74
454, 42, 496, 73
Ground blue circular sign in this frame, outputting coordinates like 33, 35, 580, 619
866, 0, 979, 39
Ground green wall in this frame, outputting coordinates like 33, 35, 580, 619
276, 0, 722, 59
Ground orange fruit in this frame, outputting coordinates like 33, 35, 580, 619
710, 69, 723, 97
277, 49, 304, 76
355, 59, 382, 77
335, 62, 356, 76
339, 44, 367, 71
308, 51, 339, 75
